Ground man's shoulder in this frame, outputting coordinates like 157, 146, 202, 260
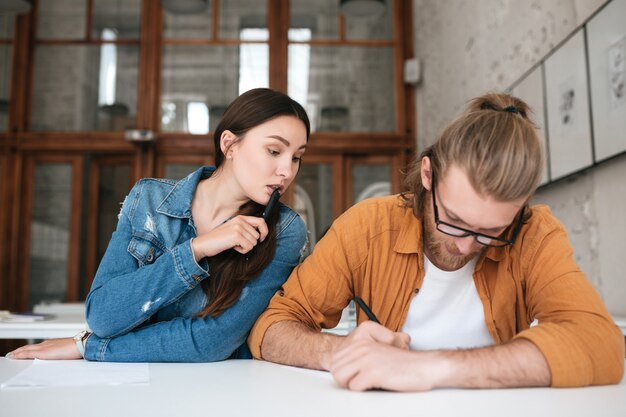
344, 194, 406, 215
514, 204, 569, 252
335, 194, 413, 232
527, 204, 565, 232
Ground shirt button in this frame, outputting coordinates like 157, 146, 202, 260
192, 274, 202, 282
278, 289, 285, 296
146, 248, 155, 263
414, 288, 420, 294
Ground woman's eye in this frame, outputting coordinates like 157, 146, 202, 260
292, 156, 302, 163
268, 148, 280, 156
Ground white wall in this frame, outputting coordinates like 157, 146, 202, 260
412, 0, 626, 316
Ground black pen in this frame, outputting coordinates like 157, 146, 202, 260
246, 189, 281, 260
354, 296, 380, 324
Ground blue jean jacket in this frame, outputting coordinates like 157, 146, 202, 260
83, 166, 307, 362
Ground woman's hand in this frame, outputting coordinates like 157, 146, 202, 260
192, 215, 269, 259
6, 338, 82, 360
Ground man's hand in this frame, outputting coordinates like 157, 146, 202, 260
339, 320, 409, 351
260, 320, 410, 371
331, 341, 440, 392
323, 321, 410, 370
6, 338, 83, 360
330, 338, 551, 392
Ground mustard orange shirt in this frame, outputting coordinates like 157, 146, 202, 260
249, 195, 624, 387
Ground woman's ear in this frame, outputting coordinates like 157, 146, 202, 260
220, 130, 237, 158
420, 156, 432, 191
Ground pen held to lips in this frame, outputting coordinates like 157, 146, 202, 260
262, 188, 281, 222
246, 188, 281, 260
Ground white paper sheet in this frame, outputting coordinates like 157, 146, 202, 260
1, 359, 150, 388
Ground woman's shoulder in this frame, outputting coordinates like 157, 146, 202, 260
127, 167, 209, 207
274, 203, 308, 262
276, 203, 306, 235
275, 203, 308, 248
121, 177, 180, 219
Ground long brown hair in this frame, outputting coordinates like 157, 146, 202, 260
402, 92, 543, 217
198, 88, 310, 318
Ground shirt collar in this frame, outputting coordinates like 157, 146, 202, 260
156, 166, 215, 218
393, 204, 423, 255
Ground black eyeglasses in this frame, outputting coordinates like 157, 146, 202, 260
431, 172, 524, 247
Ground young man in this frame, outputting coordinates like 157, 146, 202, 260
248, 92, 624, 392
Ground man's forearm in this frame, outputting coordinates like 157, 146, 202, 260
434, 338, 551, 388
261, 321, 343, 370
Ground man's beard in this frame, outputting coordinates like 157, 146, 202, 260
422, 211, 484, 271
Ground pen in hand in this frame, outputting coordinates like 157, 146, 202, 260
353, 296, 380, 324
262, 188, 281, 223
246, 189, 281, 260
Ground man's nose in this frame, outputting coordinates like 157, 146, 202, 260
454, 235, 476, 255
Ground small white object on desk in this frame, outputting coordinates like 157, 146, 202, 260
0, 311, 54, 322
0, 313, 87, 339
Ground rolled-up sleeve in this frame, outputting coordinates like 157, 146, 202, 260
514, 218, 624, 386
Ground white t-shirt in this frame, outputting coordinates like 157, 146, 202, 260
401, 255, 494, 350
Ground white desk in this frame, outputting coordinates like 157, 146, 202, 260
0, 314, 87, 339
1, 358, 625, 417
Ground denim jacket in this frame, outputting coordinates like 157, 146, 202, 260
83, 166, 307, 362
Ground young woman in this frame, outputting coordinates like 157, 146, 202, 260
7, 88, 310, 362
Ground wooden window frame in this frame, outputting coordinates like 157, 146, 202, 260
18, 154, 84, 307
84, 154, 134, 296
2, 0, 415, 313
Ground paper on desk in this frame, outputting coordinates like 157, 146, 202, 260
1, 359, 150, 388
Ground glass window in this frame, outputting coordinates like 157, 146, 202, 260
239, 29, 269, 93
92, 0, 141, 39
288, 29, 312, 109
161, 45, 267, 132
344, 3, 393, 40
164, 163, 203, 180
352, 164, 391, 203
290, 46, 395, 132
32, 45, 139, 131
297, 163, 334, 248
29, 163, 73, 307
290, 0, 339, 40
164, 4, 213, 39
0, 45, 11, 131
290, 0, 393, 41
98, 29, 118, 106
37, 0, 87, 40
187, 102, 210, 134
94, 163, 131, 274
0, 15, 13, 40
219, 0, 267, 40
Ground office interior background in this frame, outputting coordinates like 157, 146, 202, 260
0, 0, 624, 354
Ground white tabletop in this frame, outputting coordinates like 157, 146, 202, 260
1, 358, 625, 417
0, 314, 87, 339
